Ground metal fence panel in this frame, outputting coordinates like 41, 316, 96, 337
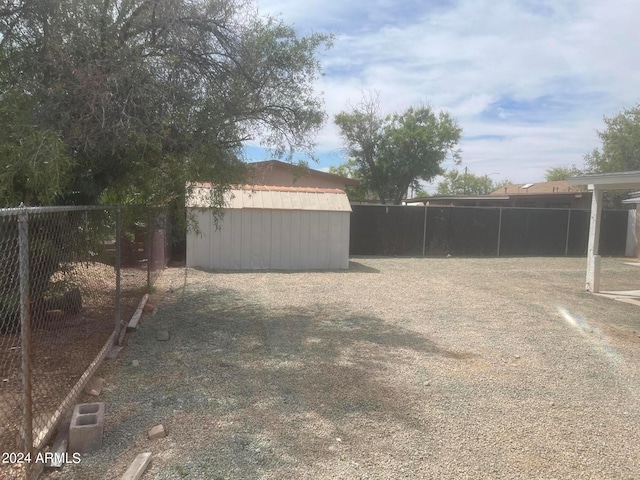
600, 210, 629, 256
425, 207, 501, 256
350, 205, 425, 256
499, 208, 569, 256
350, 204, 629, 257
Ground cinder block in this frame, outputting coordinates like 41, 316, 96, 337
68, 402, 105, 454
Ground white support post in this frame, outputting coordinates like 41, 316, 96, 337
626, 210, 636, 257
586, 186, 603, 292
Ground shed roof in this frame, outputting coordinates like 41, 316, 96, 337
187, 184, 352, 212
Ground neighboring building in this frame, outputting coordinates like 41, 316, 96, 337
406, 181, 591, 208
186, 184, 351, 270
247, 160, 359, 191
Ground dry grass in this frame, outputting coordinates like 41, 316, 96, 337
44, 257, 640, 479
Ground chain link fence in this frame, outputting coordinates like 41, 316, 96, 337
0, 205, 167, 480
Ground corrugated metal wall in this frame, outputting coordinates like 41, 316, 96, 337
187, 209, 350, 270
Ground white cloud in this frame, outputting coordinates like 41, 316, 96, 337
254, 0, 640, 184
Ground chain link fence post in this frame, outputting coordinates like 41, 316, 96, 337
18, 206, 33, 458
115, 207, 122, 344
422, 206, 428, 256
565, 209, 572, 256
147, 208, 153, 291
496, 207, 503, 257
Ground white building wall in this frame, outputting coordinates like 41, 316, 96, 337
187, 208, 350, 270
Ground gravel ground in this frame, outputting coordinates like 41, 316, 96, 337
42, 257, 640, 480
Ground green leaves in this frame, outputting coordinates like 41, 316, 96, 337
0, 0, 330, 206
334, 94, 462, 204
0, 90, 75, 206
544, 165, 583, 181
584, 104, 640, 174
436, 169, 496, 196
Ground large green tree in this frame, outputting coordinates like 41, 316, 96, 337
584, 104, 640, 173
544, 165, 583, 181
328, 159, 369, 202
436, 169, 496, 195
0, 0, 331, 206
334, 93, 462, 204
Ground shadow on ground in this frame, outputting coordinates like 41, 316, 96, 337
92, 273, 473, 479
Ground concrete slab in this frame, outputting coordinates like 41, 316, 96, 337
595, 290, 640, 307
121, 452, 152, 480
127, 294, 149, 331
44, 421, 70, 468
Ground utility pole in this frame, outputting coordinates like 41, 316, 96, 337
464, 166, 468, 194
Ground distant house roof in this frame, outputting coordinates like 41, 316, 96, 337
248, 160, 360, 188
490, 180, 580, 195
187, 183, 352, 212
405, 181, 591, 208
405, 195, 510, 204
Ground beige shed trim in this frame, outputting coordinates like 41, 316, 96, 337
187, 185, 352, 212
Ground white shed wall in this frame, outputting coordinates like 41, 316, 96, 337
187, 208, 350, 270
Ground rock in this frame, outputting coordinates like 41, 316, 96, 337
148, 424, 167, 439
132, 360, 140, 367
85, 377, 105, 396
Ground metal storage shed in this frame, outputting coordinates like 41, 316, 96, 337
186, 184, 352, 270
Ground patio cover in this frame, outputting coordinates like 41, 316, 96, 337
567, 171, 640, 292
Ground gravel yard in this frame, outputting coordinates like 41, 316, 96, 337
44, 257, 640, 479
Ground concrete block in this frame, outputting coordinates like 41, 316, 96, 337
68, 402, 105, 454
147, 424, 166, 439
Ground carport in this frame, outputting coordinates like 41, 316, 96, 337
567, 170, 640, 294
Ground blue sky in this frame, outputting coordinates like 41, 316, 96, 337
247, 0, 640, 192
